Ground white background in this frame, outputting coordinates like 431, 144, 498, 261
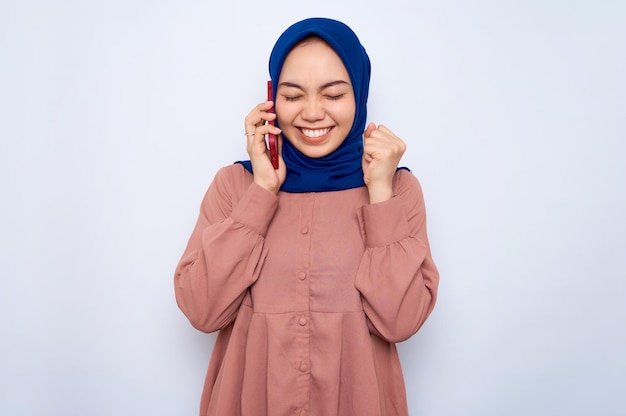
1, 1, 625, 415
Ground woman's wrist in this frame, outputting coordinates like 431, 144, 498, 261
254, 176, 280, 195
367, 183, 394, 204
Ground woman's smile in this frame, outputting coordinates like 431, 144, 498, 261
299, 127, 333, 143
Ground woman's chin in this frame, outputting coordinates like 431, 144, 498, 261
293, 143, 338, 159
289, 132, 344, 158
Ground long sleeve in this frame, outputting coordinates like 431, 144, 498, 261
174, 166, 279, 333
355, 169, 439, 343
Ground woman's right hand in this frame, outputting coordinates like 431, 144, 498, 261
244, 101, 286, 194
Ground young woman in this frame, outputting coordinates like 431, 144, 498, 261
175, 17, 439, 416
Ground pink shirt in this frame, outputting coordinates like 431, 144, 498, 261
175, 164, 439, 416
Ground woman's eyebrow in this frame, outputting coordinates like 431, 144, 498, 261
278, 80, 350, 91
319, 80, 350, 90
278, 81, 304, 90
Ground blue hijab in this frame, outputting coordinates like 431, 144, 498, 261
237, 17, 371, 193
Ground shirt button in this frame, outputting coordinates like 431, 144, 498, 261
299, 361, 308, 372
298, 271, 307, 280
300, 226, 309, 234
298, 317, 308, 326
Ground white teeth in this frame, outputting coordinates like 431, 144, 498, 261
301, 128, 331, 138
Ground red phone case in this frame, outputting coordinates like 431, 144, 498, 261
267, 80, 279, 169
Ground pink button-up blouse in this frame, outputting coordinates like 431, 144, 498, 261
175, 164, 439, 416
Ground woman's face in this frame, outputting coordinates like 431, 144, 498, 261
275, 38, 356, 159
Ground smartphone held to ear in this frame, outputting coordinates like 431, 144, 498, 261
267, 80, 279, 169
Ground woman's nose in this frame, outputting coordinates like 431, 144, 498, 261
301, 98, 324, 121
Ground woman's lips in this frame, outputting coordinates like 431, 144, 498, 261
299, 127, 333, 143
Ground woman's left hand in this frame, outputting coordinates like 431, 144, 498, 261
362, 122, 407, 204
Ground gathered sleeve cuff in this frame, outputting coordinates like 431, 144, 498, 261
231, 182, 279, 237
359, 196, 411, 248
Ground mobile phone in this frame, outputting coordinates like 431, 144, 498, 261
267, 80, 279, 169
